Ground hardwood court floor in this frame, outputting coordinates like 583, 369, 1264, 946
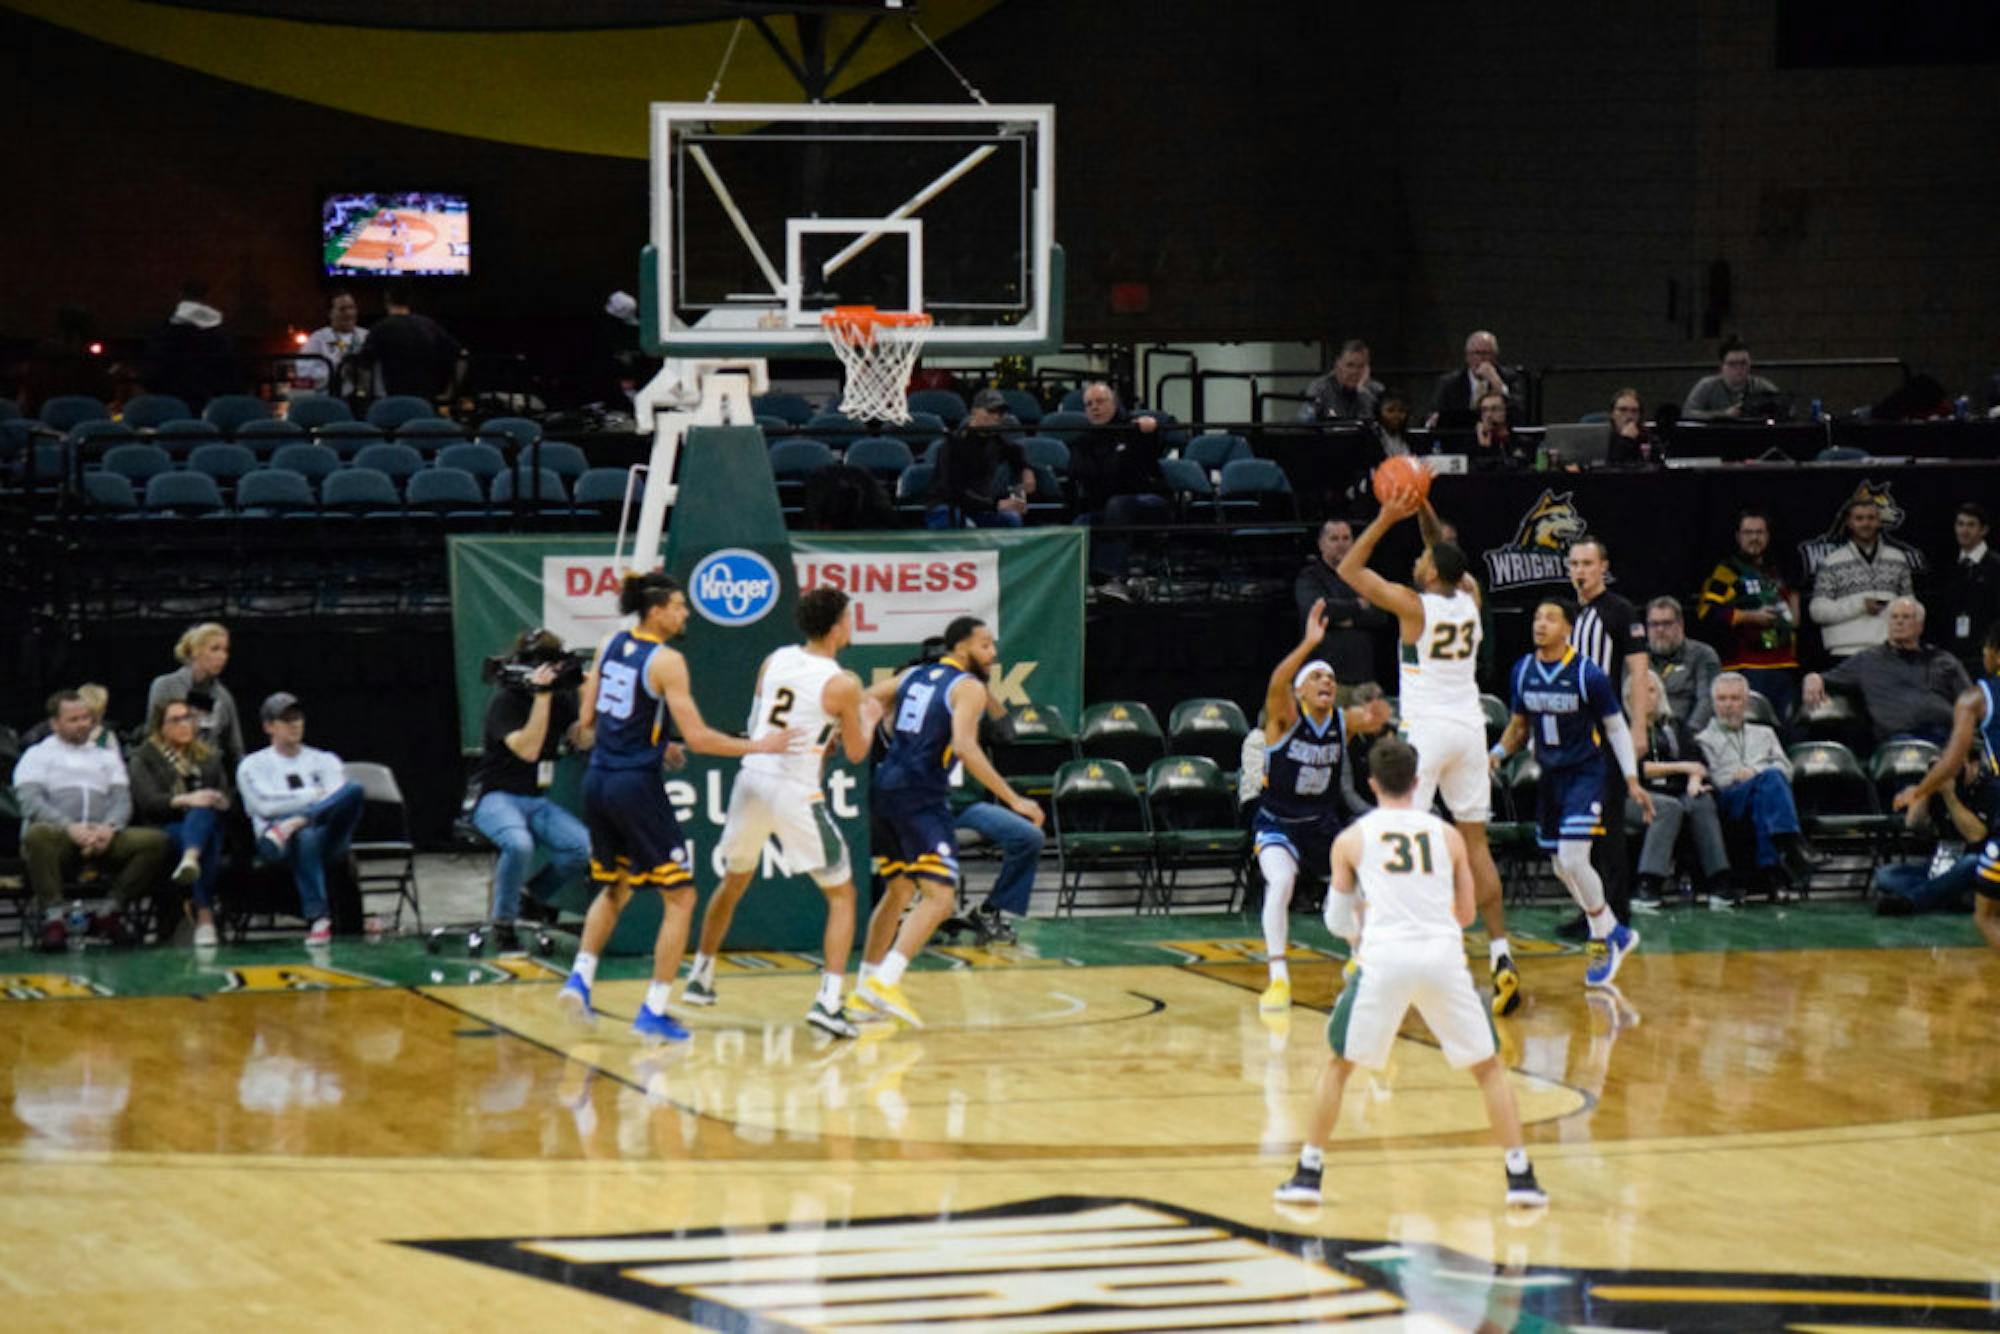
3, 910, 1998, 1331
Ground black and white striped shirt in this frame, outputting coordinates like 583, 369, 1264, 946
1573, 590, 1645, 708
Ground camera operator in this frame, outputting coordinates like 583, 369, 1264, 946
470, 629, 592, 951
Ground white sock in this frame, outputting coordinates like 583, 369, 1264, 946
1269, 959, 1290, 984
1299, 1145, 1324, 1170
1586, 905, 1618, 940
859, 961, 879, 984
1258, 846, 1298, 971
572, 951, 599, 988
1505, 1147, 1529, 1174
690, 952, 713, 984
1489, 936, 1512, 967
818, 971, 843, 1009
878, 950, 910, 987
644, 981, 672, 1016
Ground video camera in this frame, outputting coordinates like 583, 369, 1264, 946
482, 629, 590, 693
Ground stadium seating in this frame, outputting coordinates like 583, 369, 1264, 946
152, 419, 223, 457
770, 439, 836, 481
804, 411, 865, 437
186, 442, 260, 491
1185, 433, 1253, 472
435, 441, 506, 484
351, 442, 426, 485
1480, 693, 1511, 743
1217, 458, 1296, 521
1869, 740, 1941, 855
985, 704, 1077, 799
474, 416, 541, 453
1786, 741, 1887, 877
491, 467, 569, 509
522, 440, 588, 481
404, 466, 487, 520
366, 396, 437, 432
1079, 701, 1167, 776
751, 392, 815, 425
322, 467, 405, 518
235, 418, 308, 453
1019, 435, 1069, 475
1037, 410, 1089, 442
119, 394, 190, 431
313, 420, 384, 457
393, 416, 467, 444
843, 436, 914, 483
907, 389, 966, 426
1051, 758, 1154, 914
143, 471, 225, 517
69, 419, 138, 459
284, 395, 354, 430
100, 442, 175, 486
572, 467, 635, 520
1158, 457, 1215, 520
894, 462, 935, 517
203, 394, 272, 435
1058, 388, 1086, 412
235, 468, 316, 516
39, 395, 110, 433
79, 470, 139, 517
999, 389, 1044, 425
1144, 755, 1247, 910
1166, 697, 1250, 771
268, 442, 341, 485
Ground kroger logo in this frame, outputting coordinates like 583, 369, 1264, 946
689, 548, 780, 626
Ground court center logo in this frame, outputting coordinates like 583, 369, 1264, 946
689, 548, 780, 627
1796, 480, 1927, 580
1482, 488, 1589, 591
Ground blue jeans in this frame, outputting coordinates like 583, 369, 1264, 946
161, 806, 226, 909
956, 801, 1044, 916
1874, 854, 1980, 912
926, 505, 1023, 529
1738, 668, 1798, 730
472, 790, 591, 920
1717, 769, 1801, 868
257, 782, 365, 921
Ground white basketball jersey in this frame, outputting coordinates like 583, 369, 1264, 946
742, 645, 844, 785
1353, 807, 1461, 947
1399, 589, 1483, 723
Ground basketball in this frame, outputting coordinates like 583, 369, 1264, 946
1372, 454, 1432, 504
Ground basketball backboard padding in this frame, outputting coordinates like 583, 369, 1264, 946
646, 101, 1059, 358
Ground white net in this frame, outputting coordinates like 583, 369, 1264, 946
822, 309, 931, 425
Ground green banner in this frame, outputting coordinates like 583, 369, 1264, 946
447, 523, 1084, 949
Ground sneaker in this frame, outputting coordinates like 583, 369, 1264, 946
172, 849, 201, 887
973, 906, 1018, 946
491, 922, 523, 955
305, 917, 333, 946
806, 1000, 859, 1039
1630, 893, 1665, 915
681, 976, 718, 1008
1506, 1164, 1549, 1207
1273, 1162, 1323, 1205
1584, 923, 1639, 989
631, 1005, 691, 1045
1490, 956, 1523, 1018
855, 976, 923, 1027
192, 921, 219, 948
845, 991, 893, 1024
38, 918, 67, 954
557, 974, 597, 1029
1259, 976, 1291, 1013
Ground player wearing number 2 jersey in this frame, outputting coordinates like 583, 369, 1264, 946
1338, 483, 1524, 1017
684, 588, 882, 1037
556, 572, 793, 1045
851, 616, 1044, 1028
1252, 599, 1394, 1016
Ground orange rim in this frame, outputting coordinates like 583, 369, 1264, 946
820, 306, 932, 333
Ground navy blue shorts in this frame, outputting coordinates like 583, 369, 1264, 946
871, 789, 959, 888
1537, 756, 1608, 849
582, 766, 693, 891
1253, 806, 1342, 883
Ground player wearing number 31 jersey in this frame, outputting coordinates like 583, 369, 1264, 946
1338, 483, 1523, 1017
684, 588, 882, 1037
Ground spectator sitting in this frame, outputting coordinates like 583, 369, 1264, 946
1070, 381, 1168, 597
1682, 335, 1782, 421
1603, 387, 1663, 466
1872, 754, 1999, 945
1697, 508, 1803, 722
1294, 517, 1393, 702
128, 697, 232, 948
21, 681, 121, 755
1468, 390, 1525, 469
235, 693, 365, 946
298, 291, 368, 396
355, 283, 464, 401
142, 279, 239, 412
1802, 597, 1970, 747
1630, 669, 1731, 910
800, 463, 898, 531
1428, 329, 1519, 428
14, 690, 175, 952
1300, 339, 1383, 423
956, 696, 1046, 944
1937, 501, 2000, 675
1373, 393, 1414, 458
929, 388, 1033, 529
1697, 672, 1819, 892
1646, 596, 1720, 731
147, 621, 247, 776
1809, 495, 1915, 658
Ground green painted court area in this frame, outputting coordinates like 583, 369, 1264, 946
2, 902, 1986, 1002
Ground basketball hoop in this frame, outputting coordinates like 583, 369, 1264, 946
821, 306, 931, 424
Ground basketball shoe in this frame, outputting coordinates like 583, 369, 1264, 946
1505, 1163, 1549, 1207
557, 974, 596, 1029
631, 1005, 691, 1045
807, 1000, 858, 1039
681, 976, 718, 1007
1273, 1161, 1323, 1205
1259, 976, 1292, 1013
1584, 923, 1639, 989
1490, 955, 1523, 1017
855, 975, 923, 1027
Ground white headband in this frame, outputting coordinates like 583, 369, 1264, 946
1294, 660, 1335, 692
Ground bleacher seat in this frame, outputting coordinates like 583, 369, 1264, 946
999, 389, 1044, 425
751, 392, 814, 425
436, 441, 506, 485
522, 440, 588, 481
1037, 410, 1090, 442
984, 703, 1076, 798
1145, 755, 1248, 910
314, 420, 384, 458
907, 389, 967, 426
80, 470, 139, 517
38, 395, 110, 433
804, 411, 864, 437
1019, 435, 1070, 475
235, 418, 307, 452
491, 467, 569, 509
366, 396, 437, 432
1158, 457, 1214, 518
1051, 758, 1154, 914
1079, 701, 1168, 776
186, 442, 260, 490
235, 468, 316, 516
100, 442, 175, 486
143, 471, 225, 517
285, 395, 354, 430
404, 466, 486, 518
572, 467, 635, 519
474, 416, 541, 453
770, 439, 836, 480
203, 394, 272, 436
1166, 698, 1250, 770
1058, 388, 1087, 412
153, 419, 223, 457
269, 442, 341, 486
352, 442, 426, 484
895, 411, 948, 440
1186, 433, 1253, 472
119, 394, 190, 431
1217, 458, 1296, 520
844, 436, 914, 483
322, 466, 405, 518
69, 419, 139, 458
1480, 694, 1510, 744
894, 462, 935, 513
393, 417, 466, 444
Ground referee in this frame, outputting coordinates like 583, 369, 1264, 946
1564, 535, 1650, 934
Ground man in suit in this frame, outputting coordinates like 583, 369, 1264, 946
1937, 502, 2000, 676
1429, 329, 1521, 428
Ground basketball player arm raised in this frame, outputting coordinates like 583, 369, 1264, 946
1265, 600, 1330, 741
1335, 489, 1427, 644
1893, 686, 1987, 820
650, 646, 795, 758
949, 677, 1044, 826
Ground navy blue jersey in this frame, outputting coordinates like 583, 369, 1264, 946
589, 629, 672, 772
1978, 676, 2000, 782
873, 658, 972, 799
1260, 707, 1348, 822
1509, 647, 1621, 771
